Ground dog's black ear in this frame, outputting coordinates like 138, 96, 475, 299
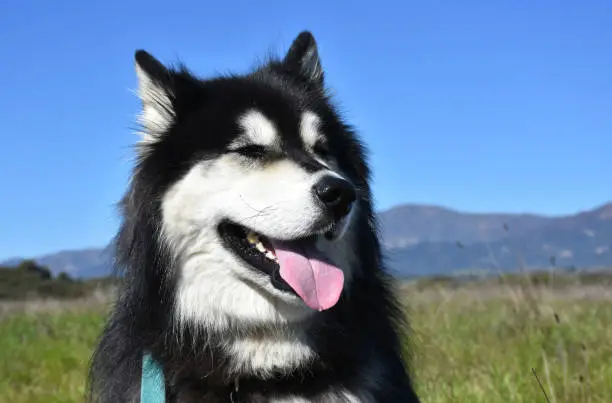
134, 50, 175, 144
135, 50, 171, 86
283, 31, 324, 86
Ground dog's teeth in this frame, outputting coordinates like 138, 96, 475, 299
245, 231, 276, 260
246, 231, 259, 245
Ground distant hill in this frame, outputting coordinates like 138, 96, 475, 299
3, 202, 611, 278
382, 202, 612, 277
379, 204, 552, 248
2, 245, 114, 279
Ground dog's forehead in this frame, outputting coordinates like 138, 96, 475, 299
234, 108, 324, 149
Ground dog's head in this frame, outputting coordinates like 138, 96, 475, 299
129, 32, 370, 330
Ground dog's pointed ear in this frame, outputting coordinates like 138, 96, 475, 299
283, 31, 324, 86
134, 50, 175, 144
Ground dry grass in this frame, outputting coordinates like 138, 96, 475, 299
404, 279, 612, 402
0, 288, 115, 319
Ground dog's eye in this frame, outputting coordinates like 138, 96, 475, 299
313, 142, 330, 158
232, 145, 267, 159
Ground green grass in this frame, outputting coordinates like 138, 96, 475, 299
0, 311, 105, 403
1, 281, 611, 402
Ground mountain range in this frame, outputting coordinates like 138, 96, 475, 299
3, 202, 611, 278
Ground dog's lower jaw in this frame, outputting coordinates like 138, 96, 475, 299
175, 276, 314, 332
171, 229, 315, 328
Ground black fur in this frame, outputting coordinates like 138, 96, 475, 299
89, 31, 420, 402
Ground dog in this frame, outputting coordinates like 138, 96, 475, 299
89, 31, 420, 403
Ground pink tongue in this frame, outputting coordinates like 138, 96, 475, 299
270, 240, 344, 311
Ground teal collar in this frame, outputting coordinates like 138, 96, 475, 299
140, 353, 242, 402
141, 353, 166, 403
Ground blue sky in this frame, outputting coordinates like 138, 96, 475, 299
0, 0, 610, 259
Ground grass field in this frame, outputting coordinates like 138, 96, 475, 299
1, 276, 611, 403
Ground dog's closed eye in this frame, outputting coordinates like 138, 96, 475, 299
230, 145, 268, 159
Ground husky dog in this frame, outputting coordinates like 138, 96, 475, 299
89, 31, 420, 403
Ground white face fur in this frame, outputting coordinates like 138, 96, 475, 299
135, 68, 359, 335
161, 109, 358, 330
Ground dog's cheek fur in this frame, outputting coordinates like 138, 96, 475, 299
161, 158, 315, 328
213, 158, 329, 240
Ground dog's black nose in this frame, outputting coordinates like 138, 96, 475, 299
313, 175, 356, 220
